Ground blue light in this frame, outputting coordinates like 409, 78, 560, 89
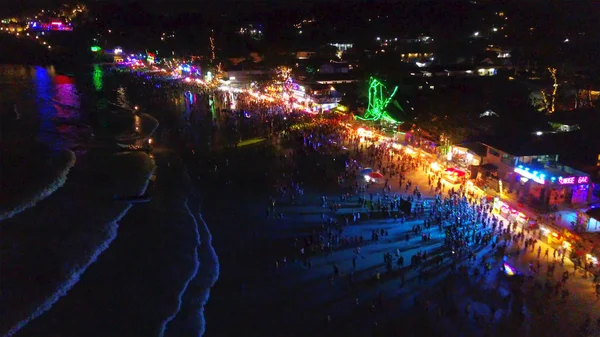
518, 165, 523, 168
539, 174, 545, 178
551, 177, 556, 181
525, 167, 529, 171
533, 171, 537, 175
558, 176, 563, 180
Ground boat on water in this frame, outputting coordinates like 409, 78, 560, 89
114, 192, 151, 203
116, 143, 152, 152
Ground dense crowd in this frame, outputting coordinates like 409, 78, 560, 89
265, 120, 600, 336
121, 70, 600, 336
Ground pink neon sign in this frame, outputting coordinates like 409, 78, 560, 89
558, 176, 589, 185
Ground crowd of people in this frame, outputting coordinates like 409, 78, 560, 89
264, 118, 600, 336
122, 68, 600, 336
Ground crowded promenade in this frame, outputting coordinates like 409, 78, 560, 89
259, 119, 600, 337
121, 68, 600, 336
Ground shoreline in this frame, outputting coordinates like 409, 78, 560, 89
0, 151, 156, 337
0, 149, 76, 222
160, 156, 220, 337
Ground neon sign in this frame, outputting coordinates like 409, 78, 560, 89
558, 176, 589, 185
514, 167, 545, 184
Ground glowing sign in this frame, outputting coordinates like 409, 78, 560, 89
90, 46, 101, 52
51, 22, 62, 26
514, 167, 545, 184
558, 176, 589, 185
559, 177, 575, 185
355, 77, 400, 123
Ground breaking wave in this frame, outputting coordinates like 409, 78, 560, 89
1, 205, 130, 337
158, 199, 201, 337
0, 150, 76, 222
164, 204, 220, 337
0, 161, 155, 337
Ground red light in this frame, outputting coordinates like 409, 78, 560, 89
51, 22, 62, 25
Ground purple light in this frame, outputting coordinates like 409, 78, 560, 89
503, 263, 516, 276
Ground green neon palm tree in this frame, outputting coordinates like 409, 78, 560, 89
356, 77, 400, 123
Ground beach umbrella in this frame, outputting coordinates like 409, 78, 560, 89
369, 172, 384, 179
360, 168, 373, 174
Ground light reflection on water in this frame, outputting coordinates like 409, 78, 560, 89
93, 64, 103, 92
1, 64, 217, 152
1, 65, 87, 151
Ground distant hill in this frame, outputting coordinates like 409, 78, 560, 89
0, 35, 52, 65
0, 33, 93, 65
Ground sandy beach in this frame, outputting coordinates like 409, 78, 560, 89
0, 149, 154, 337
193, 135, 599, 337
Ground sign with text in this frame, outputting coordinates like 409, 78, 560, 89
558, 176, 589, 185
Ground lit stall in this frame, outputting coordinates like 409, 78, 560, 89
446, 145, 482, 168
356, 127, 375, 142
491, 198, 530, 226
443, 167, 466, 185
430, 162, 442, 172
465, 180, 485, 198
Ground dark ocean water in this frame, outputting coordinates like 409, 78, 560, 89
0, 63, 356, 337
0, 64, 220, 337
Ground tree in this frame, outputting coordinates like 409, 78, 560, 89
529, 91, 549, 112
547, 67, 559, 113
528, 67, 559, 114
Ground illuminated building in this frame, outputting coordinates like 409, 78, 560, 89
329, 43, 353, 52
291, 81, 342, 112
30, 20, 73, 31
296, 51, 316, 60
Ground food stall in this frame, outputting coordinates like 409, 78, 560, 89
443, 167, 467, 185
491, 198, 529, 226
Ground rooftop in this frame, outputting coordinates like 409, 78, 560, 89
548, 107, 600, 126
479, 132, 578, 157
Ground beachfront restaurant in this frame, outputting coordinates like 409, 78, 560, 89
446, 144, 483, 168
510, 164, 592, 207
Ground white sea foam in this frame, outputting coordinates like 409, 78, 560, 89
163, 207, 221, 337
0, 158, 155, 337
163, 166, 220, 337
0, 150, 76, 222
158, 199, 201, 337
1, 205, 130, 337
190, 211, 221, 337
